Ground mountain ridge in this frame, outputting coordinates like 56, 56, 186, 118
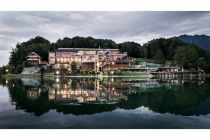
178, 34, 210, 53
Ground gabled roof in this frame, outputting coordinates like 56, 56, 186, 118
27, 52, 41, 57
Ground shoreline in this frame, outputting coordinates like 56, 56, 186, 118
1, 72, 153, 79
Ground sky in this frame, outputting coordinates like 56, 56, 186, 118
0, 11, 210, 66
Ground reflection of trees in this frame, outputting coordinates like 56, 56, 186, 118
6, 79, 52, 116
71, 80, 77, 90
2, 78, 210, 116
119, 81, 210, 116
56, 104, 118, 115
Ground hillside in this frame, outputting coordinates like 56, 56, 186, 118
178, 35, 210, 53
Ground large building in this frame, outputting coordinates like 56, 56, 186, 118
49, 48, 129, 72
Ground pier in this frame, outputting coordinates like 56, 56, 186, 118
150, 71, 210, 80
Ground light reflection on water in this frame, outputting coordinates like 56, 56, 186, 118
0, 77, 210, 128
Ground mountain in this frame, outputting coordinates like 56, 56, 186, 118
178, 34, 210, 53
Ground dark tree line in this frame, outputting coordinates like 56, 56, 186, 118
118, 41, 144, 58
50, 36, 118, 51
1, 36, 210, 75
142, 37, 185, 60
145, 38, 210, 70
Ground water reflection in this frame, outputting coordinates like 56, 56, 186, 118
49, 78, 126, 104
1, 77, 210, 117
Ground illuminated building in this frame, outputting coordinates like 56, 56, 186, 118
49, 48, 129, 71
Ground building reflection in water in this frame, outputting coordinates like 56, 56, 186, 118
23, 78, 207, 104
48, 78, 127, 104
25, 78, 128, 104
27, 88, 48, 100
26, 77, 203, 104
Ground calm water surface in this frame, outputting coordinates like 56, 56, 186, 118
1, 77, 210, 129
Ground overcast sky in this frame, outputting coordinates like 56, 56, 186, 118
0, 11, 210, 66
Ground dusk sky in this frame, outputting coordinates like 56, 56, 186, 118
1, 11, 210, 66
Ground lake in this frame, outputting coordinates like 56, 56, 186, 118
1, 77, 210, 129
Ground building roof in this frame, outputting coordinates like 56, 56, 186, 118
56, 48, 119, 52
27, 52, 41, 57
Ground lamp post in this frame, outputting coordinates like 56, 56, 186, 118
5, 69, 9, 74
96, 62, 100, 73
132, 59, 134, 67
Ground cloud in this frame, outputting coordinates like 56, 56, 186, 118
0, 11, 210, 66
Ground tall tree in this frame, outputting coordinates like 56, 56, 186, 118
59, 65, 69, 77
197, 57, 210, 71
70, 61, 77, 74
174, 45, 199, 69
118, 41, 143, 57
153, 49, 166, 64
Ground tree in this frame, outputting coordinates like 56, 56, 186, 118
153, 49, 166, 64
174, 45, 199, 69
118, 42, 143, 57
15, 65, 23, 74
197, 57, 210, 71
59, 65, 69, 77
70, 61, 77, 74
40, 67, 45, 77
53, 36, 118, 49
71, 79, 77, 91
9, 36, 51, 73
0, 66, 6, 76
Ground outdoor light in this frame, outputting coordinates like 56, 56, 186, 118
111, 71, 114, 74
56, 70, 59, 75
56, 78, 60, 83
5, 69, 9, 73
111, 78, 114, 82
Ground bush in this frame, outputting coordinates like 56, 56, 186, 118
96, 71, 100, 75
91, 71, 96, 74
45, 66, 54, 73
15, 65, 23, 74
116, 71, 122, 75
80, 70, 87, 75
88, 71, 92, 74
